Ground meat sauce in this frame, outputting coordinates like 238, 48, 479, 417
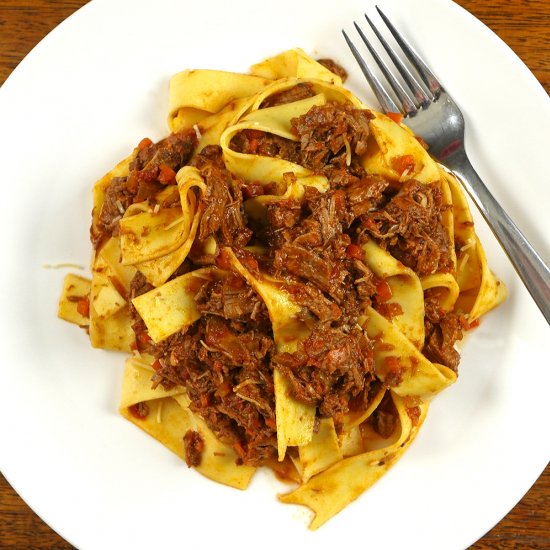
98, 82, 462, 467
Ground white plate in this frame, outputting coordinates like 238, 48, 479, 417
1, 0, 549, 548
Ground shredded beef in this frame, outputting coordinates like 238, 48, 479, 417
275, 243, 334, 294
423, 288, 467, 372
259, 82, 316, 108
191, 146, 252, 248
316, 58, 348, 82
131, 131, 196, 175
92, 130, 197, 247
290, 103, 374, 170
362, 179, 453, 275
369, 392, 398, 438
152, 314, 277, 467
283, 281, 342, 323
273, 326, 375, 423
229, 130, 302, 164
345, 174, 389, 218
196, 274, 270, 326
183, 430, 205, 467
230, 103, 375, 179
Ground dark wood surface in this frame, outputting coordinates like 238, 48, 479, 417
0, 0, 548, 548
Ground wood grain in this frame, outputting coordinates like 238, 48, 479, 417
0, 0, 548, 548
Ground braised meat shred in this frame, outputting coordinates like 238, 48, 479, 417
117, 93, 462, 467
423, 287, 468, 372
183, 430, 205, 467
191, 145, 253, 248
361, 179, 454, 275
316, 58, 348, 82
92, 129, 197, 248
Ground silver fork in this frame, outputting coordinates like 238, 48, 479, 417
342, 7, 550, 325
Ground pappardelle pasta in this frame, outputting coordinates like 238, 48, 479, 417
58, 49, 505, 529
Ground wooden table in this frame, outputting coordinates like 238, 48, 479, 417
0, 0, 548, 548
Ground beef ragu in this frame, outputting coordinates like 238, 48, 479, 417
100, 89, 464, 468
57, 51, 505, 528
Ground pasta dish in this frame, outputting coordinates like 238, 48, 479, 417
58, 49, 505, 528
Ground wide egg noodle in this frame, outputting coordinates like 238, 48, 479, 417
119, 166, 206, 269
363, 113, 441, 184
119, 355, 185, 408
89, 253, 134, 352
168, 69, 273, 133
58, 273, 92, 327
341, 384, 386, 433
193, 96, 256, 152
119, 358, 255, 490
361, 239, 425, 348
249, 48, 343, 84
444, 170, 506, 320
241, 93, 327, 138
131, 267, 225, 343
273, 370, 316, 461
119, 206, 185, 265
98, 237, 137, 292
90, 266, 126, 319
171, 394, 256, 490
362, 306, 456, 398
279, 392, 428, 530
131, 167, 206, 287
295, 417, 343, 483
421, 272, 460, 312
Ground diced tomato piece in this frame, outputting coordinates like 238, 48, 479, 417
158, 163, 177, 184
384, 355, 400, 370
76, 296, 90, 318
138, 137, 153, 150
227, 273, 245, 289
346, 243, 364, 260
468, 318, 481, 330
387, 112, 403, 123
375, 278, 393, 302
216, 249, 232, 270
152, 359, 162, 371
200, 394, 210, 408
137, 331, 151, 347
391, 154, 415, 175
363, 217, 378, 231
241, 253, 259, 273
217, 380, 232, 397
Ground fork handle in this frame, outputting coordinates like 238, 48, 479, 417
447, 152, 550, 325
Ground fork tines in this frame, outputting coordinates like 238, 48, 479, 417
342, 6, 443, 117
